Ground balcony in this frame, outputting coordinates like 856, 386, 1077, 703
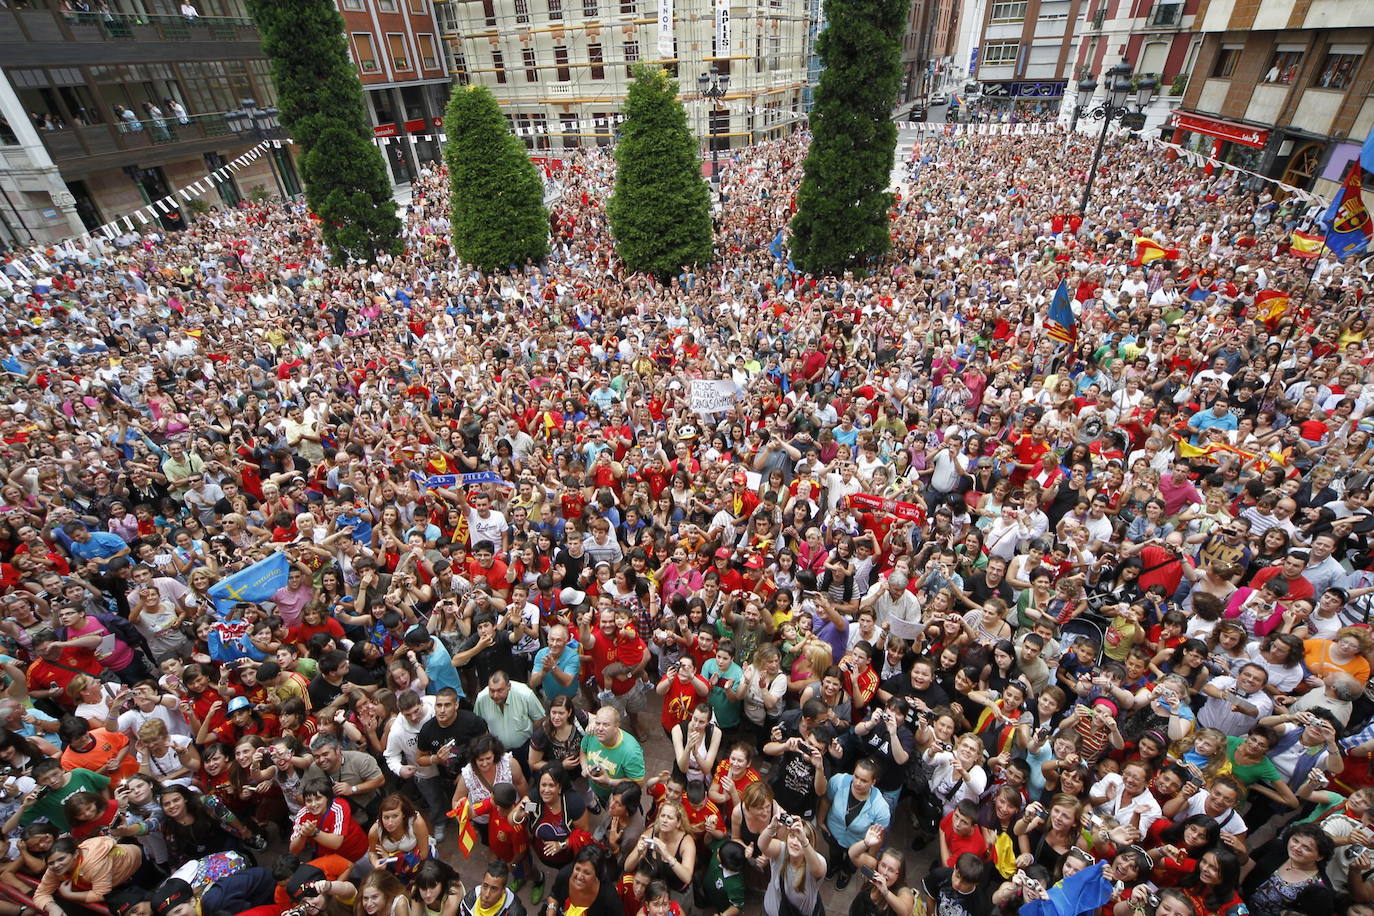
1089, 8, 1105, 29
34, 111, 248, 176
0, 7, 257, 47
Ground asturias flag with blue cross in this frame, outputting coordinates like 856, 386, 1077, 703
1321, 160, 1373, 259
1046, 279, 1077, 345
207, 551, 290, 613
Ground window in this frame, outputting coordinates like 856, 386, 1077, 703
624, 39, 639, 77
515, 114, 550, 149
482, 0, 496, 26
523, 47, 540, 82
554, 45, 571, 80
989, 1, 1026, 22
589, 42, 605, 78
583, 0, 598, 14
1263, 49, 1301, 84
493, 49, 507, 83
1318, 51, 1361, 89
767, 35, 780, 71
1211, 46, 1240, 78
418, 34, 439, 69
453, 49, 469, 84
1151, 1, 1181, 26
353, 33, 379, 72
378, 0, 397, 10
620, 0, 636, 13
387, 33, 411, 70
514, 0, 529, 22
981, 41, 1018, 65
560, 113, 578, 148
548, 0, 562, 18
409, 0, 428, 11
593, 110, 613, 146
341, 0, 364, 9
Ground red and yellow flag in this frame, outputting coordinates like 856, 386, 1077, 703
447, 798, 479, 857
1289, 229, 1325, 259
1131, 237, 1180, 266
1255, 289, 1290, 325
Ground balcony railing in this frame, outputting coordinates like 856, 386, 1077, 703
1, 7, 257, 43
36, 111, 237, 164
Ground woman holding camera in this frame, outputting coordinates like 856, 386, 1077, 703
1013, 792, 1082, 875
623, 798, 695, 899
846, 824, 916, 916
760, 817, 827, 916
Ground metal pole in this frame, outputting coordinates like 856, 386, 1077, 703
1079, 108, 1113, 216
1264, 250, 1322, 408
262, 140, 286, 198
711, 105, 720, 199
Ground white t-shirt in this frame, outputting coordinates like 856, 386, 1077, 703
1090, 772, 1163, 827
1181, 792, 1247, 835
468, 508, 507, 547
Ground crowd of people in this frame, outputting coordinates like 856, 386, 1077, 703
0, 120, 1372, 916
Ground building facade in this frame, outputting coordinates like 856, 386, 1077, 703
1061, 0, 1199, 134
900, 0, 961, 105
1172, 0, 1374, 199
0, 0, 293, 248
337, 0, 451, 184
435, 0, 810, 155
956, 0, 1085, 114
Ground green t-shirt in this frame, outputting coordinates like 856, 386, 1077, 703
580, 729, 645, 801
702, 840, 747, 911
21, 768, 110, 830
1225, 735, 1284, 786
701, 659, 743, 728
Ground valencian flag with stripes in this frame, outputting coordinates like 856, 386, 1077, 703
1046, 279, 1077, 344
1289, 229, 1325, 259
1321, 160, 1373, 259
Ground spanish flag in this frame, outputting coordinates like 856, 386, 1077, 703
1132, 237, 1180, 266
1255, 289, 1290, 326
1289, 229, 1325, 259
448, 798, 479, 857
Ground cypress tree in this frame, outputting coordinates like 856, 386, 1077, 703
607, 65, 712, 280
444, 85, 549, 272
246, 0, 402, 263
789, 0, 909, 274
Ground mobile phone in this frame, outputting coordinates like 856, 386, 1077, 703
858, 866, 876, 880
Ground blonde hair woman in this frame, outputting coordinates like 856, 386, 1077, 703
623, 797, 695, 900
760, 815, 826, 916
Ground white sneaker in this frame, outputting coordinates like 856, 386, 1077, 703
434, 823, 447, 843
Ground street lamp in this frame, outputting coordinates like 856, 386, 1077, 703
697, 67, 729, 198
1077, 59, 1157, 215
224, 97, 286, 198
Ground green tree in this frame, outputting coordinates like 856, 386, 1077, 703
444, 85, 549, 271
246, 0, 401, 263
789, 0, 909, 274
607, 65, 712, 279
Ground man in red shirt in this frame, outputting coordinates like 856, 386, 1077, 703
578, 603, 649, 734
1250, 551, 1316, 605
1122, 531, 1191, 596
654, 660, 708, 733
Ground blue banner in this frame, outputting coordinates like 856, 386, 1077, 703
207, 552, 290, 613
409, 470, 511, 488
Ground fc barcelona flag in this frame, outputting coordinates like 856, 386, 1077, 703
1321, 161, 1373, 259
1046, 279, 1077, 344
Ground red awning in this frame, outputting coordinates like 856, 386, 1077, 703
1169, 112, 1268, 149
